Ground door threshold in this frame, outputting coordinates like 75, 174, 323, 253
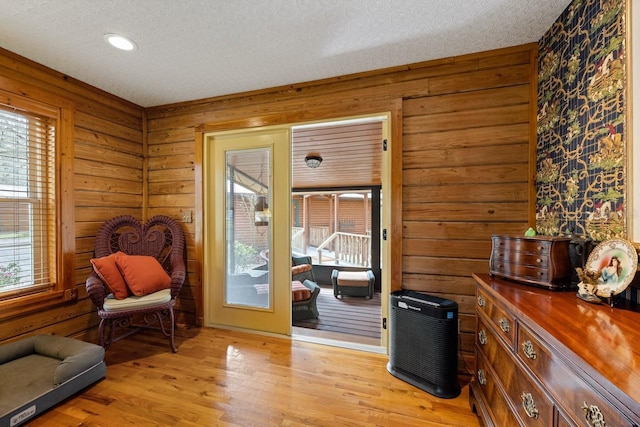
292, 329, 386, 354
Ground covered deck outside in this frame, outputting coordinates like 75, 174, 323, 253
291, 226, 371, 268
290, 238, 381, 346
290, 190, 381, 289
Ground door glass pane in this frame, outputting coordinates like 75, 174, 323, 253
225, 148, 271, 308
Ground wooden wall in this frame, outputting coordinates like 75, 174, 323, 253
146, 43, 537, 369
401, 55, 536, 367
0, 47, 145, 344
302, 197, 371, 234
0, 42, 536, 372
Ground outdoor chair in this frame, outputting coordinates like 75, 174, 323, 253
85, 215, 186, 352
291, 255, 320, 320
291, 279, 321, 321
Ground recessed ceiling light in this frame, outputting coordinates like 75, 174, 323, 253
103, 33, 137, 51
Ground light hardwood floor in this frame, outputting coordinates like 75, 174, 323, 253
31, 327, 480, 426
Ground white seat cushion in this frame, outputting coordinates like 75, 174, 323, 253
103, 288, 172, 312
337, 271, 371, 287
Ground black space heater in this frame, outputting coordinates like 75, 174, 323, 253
387, 290, 460, 398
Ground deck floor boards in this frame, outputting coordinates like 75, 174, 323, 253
292, 285, 381, 340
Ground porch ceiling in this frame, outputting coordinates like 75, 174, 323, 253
226, 118, 383, 191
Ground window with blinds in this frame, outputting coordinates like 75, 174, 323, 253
0, 105, 56, 298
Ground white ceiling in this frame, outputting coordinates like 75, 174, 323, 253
0, 0, 571, 108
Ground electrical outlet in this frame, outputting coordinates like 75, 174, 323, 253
182, 210, 192, 223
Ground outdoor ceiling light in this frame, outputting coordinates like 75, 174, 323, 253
305, 155, 322, 168
103, 33, 138, 51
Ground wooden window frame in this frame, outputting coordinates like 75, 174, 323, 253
0, 89, 75, 320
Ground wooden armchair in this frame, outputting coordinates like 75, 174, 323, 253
85, 215, 186, 352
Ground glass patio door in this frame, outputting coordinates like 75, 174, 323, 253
203, 126, 291, 335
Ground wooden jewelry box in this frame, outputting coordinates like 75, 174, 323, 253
489, 235, 572, 290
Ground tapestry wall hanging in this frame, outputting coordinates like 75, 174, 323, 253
536, 0, 627, 242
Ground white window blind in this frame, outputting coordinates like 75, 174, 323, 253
0, 105, 56, 296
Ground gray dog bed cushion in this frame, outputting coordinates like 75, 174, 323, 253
0, 335, 106, 427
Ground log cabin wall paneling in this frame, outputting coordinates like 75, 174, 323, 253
146, 43, 537, 370
0, 47, 145, 344
300, 197, 371, 233
402, 53, 537, 368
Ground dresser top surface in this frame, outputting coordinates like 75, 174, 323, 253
474, 273, 640, 412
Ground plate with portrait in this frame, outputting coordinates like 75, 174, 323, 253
584, 238, 638, 298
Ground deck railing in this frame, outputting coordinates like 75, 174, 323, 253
291, 227, 305, 252
291, 226, 329, 253
316, 232, 371, 267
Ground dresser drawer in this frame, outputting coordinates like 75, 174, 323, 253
477, 316, 553, 425
477, 288, 515, 348
516, 324, 634, 427
476, 315, 502, 368
491, 250, 550, 268
490, 262, 550, 284
492, 236, 552, 254
556, 410, 573, 427
476, 352, 521, 427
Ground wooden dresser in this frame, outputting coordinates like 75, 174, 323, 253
470, 273, 640, 426
490, 235, 572, 290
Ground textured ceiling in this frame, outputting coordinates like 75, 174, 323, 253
0, 0, 571, 108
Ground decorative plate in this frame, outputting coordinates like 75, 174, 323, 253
584, 238, 638, 298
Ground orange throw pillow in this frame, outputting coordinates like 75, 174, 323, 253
90, 252, 130, 299
115, 253, 171, 297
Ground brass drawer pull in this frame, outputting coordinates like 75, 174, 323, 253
478, 330, 487, 345
477, 295, 485, 307
521, 392, 539, 419
583, 402, 606, 427
477, 369, 486, 385
522, 340, 537, 359
499, 318, 510, 333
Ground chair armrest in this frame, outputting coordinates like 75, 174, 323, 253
366, 270, 375, 283
85, 271, 108, 309
302, 279, 320, 296
170, 263, 186, 299
169, 243, 187, 299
